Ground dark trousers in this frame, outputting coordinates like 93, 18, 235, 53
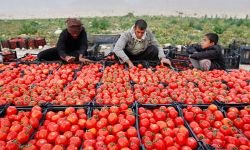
115, 45, 159, 61
37, 47, 80, 61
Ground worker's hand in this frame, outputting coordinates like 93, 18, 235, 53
65, 56, 75, 63
128, 63, 134, 69
125, 59, 134, 69
161, 57, 171, 66
79, 57, 91, 63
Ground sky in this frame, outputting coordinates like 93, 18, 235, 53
0, 0, 249, 19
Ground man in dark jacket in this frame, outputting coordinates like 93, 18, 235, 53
186, 33, 226, 71
37, 18, 90, 63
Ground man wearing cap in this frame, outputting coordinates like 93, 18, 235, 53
114, 19, 171, 68
37, 18, 90, 63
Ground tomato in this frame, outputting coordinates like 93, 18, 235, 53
155, 111, 166, 121
174, 117, 184, 126
5, 141, 19, 150
17, 131, 30, 144
112, 124, 123, 135
6, 106, 17, 115
0, 130, 7, 141
163, 136, 174, 147
149, 124, 160, 134
40, 144, 53, 150
219, 125, 231, 136
55, 135, 68, 147
59, 120, 71, 132
29, 117, 39, 128
36, 139, 48, 149
68, 136, 81, 148
185, 137, 197, 149
23, 144, 39, 150
31, 110, 43, 120
184, 112, 194, 122
108, 113, 118, 125
214, 110, 224, 121
47, 131, 59, 144
233, 118, 244, 129
176, 133, 186, 146
126, 115, 135, 126
107, 142, 119, 150
86, 118, 97, 129
126, 127, 137, 138
52, 145, 64, 150
153, 138, 165, 149
117, 137, 129, 149
208, 104, 218, 112
83, 139, 96, 149
162, 127, 174, 137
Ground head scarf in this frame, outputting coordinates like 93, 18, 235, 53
65, 18, 83, 34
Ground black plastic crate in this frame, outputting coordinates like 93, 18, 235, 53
38, 105, 89, 150
87, 105, 142, 150
169, 52, 190, 60
84, 51, 105, 61
8, 40, 18, 49
171, 59, 193, 71
221, 47, 239, 56
17, 39, 28, 49
240, 46, 250, 64
224, 54, 240, 69
0, 50, 17, 62
27, 38, 36, 49
136, 102, 205, 150
220, 105, 250, 140
229, 40, 246, 51
1, 40, 10, 49
34, 37, 46, 48
177, 103, 248, 150
0, 105, 47, 148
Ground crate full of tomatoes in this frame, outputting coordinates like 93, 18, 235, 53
8, 38, 27, 49
1, 40, 10, 49
180, 103, 250, 150
0, 51, 17, 62
0, 105, 46, 150
34, 37, 46, 48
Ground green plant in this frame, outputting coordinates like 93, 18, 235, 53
99, 18, 111, 30
213, 25, 226, 34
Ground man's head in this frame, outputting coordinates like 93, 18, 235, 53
134, 19, 147, 39
66, 18, 83, 38
201, 33, 219, 49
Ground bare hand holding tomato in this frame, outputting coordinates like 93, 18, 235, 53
160, 57, 171, 66
125, 59, 134, 69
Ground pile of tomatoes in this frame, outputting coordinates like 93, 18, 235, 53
2, 51, 17, 62
138, 105, 198, 150
224, 105, 250, 139
183, 104, 250, 149
83, 104, 140, 150
134, 83, 172, 104
0, 106, 43, 149
22, 106, 86, 150
0, 62, 16, 71
20, 54, 37, 62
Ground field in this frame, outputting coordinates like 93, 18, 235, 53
0, 13, 250, 47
